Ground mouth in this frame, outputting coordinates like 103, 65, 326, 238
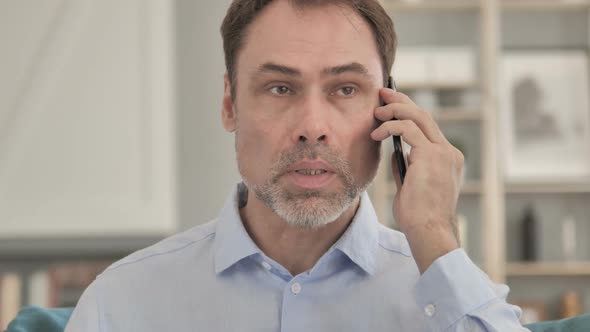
288, 167, 335, 190
294, 169, 328, 176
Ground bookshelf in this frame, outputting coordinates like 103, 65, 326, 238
374, 0, 590, 320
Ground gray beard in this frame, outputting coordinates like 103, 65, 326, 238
246, 178, 361, 229
239, 144, 379, 229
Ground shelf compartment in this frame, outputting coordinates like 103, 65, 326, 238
383, 0, 481, 12
506, 262, 590, 276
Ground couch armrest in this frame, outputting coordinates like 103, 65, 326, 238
6, 306, 74, 332
524, 313, 590, 332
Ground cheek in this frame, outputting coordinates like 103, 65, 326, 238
235, 117, 282, 180
237, 119, 270, 158
344, 116, 381, 175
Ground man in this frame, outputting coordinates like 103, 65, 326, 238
66, 0, 528, 331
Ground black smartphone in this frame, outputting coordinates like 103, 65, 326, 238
387, 77, 407, 185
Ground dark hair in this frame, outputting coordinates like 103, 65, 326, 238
220, 0, 397, 98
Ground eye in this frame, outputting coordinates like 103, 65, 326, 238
334, 86, 356, 97
269, 85, 293, 96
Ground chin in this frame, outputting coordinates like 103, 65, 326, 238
272, 187, 358, 229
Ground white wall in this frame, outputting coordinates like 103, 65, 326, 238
0, 0, 176, 237
176, 0, 240, 230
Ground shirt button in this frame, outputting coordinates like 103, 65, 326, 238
291, 282, 302, 295
424, 304, 436, 317
261, 261, 272, 270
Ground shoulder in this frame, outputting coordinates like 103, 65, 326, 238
376, 223, 412, 258
101, 219, 218, 275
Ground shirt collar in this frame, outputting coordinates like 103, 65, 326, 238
332, 191, 380, 276
213, 184, 380, 276
213, 184, 261, 274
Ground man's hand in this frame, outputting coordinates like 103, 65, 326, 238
371, 88, 464, 274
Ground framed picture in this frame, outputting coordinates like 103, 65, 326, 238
499, 50, 590, 181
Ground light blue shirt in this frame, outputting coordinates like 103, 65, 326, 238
66, 184, 528, 331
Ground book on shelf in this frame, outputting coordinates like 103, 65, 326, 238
0, 272, 22, 330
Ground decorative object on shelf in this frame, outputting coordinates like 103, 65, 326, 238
561, 290, 583, 319
513, 300, 547, 324
561, 215, 577, 261
28, 269, 49, 308
499, 50, 590, 181
438, 90, 463, 108
521, 204, 538, 261
0, 272, 22, 330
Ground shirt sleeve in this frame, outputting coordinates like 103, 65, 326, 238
64, 281, 102, 332
414, 249, 530, 331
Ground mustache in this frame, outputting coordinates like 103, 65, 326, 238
269, 144, 353, 183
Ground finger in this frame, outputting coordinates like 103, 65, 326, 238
380, 88, 417, 107
371, 120, 430, 148
390, 152, 402, 190
404, 151, 411, 166
393, 105, 447, 144
376, 101, 447, 145
374, 102, 406, 121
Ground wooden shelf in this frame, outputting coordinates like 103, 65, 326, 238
506, 262, 590, 277
383, 0, 481, 12
381, 180, 590, 197
502, 0, 590, 11
505, 181, 590, 194
383, 180, 482, 196
397, 81, 479, 91
0, 235, 165, 258
434, 109, 482, 122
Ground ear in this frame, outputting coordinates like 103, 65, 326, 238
221, 73, 237, 132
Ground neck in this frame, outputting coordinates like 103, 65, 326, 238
239, 188, 360, 276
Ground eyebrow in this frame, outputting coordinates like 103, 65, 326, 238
256, 62, 373, 79
258, 63, 301, 77
322, 62, 372, 78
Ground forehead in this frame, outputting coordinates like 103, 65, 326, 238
237, 0, 382, 78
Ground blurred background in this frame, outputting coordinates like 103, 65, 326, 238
1, 0, 589, 328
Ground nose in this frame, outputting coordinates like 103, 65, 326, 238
291, 93, 330, 144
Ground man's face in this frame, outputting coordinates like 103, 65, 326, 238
222, 0, 383, 228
